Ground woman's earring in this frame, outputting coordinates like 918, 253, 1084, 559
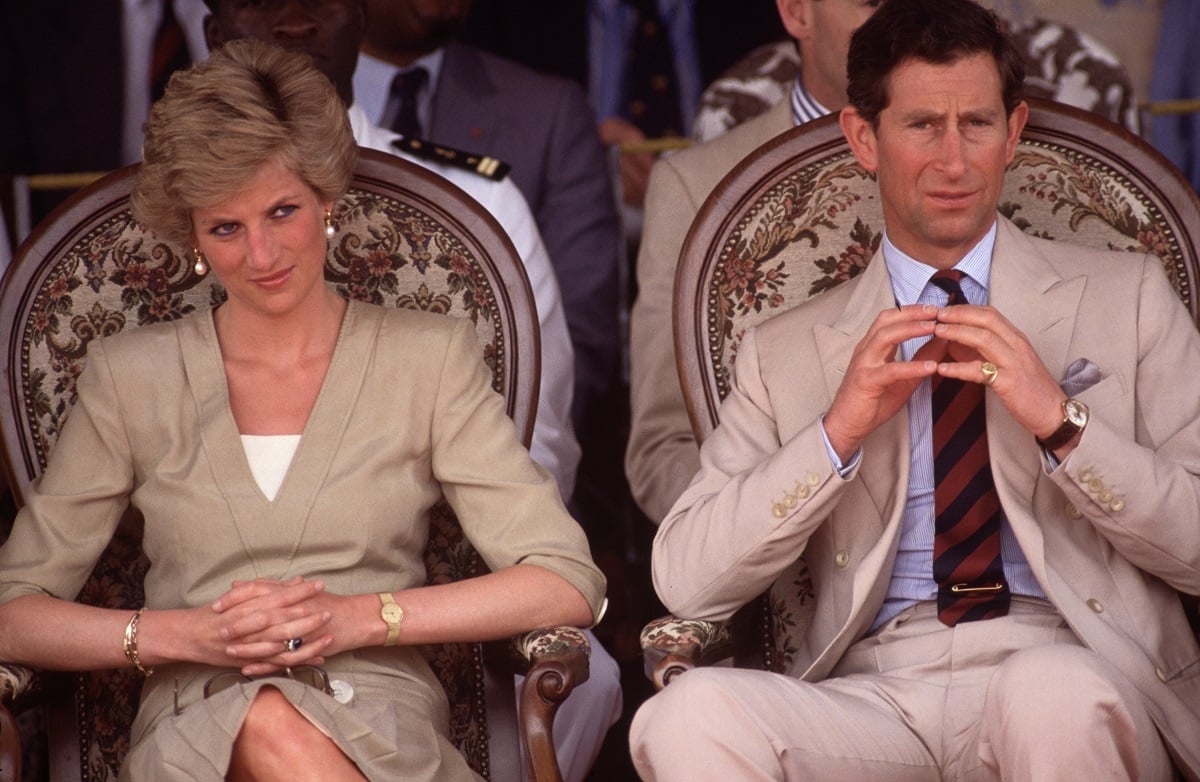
192, 248, 208, 276
324, 211, 336, 239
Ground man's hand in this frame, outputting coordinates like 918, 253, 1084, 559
824, 304, 941, 461
932, 304, 1074, 455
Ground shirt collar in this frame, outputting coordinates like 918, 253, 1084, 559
791, 72, 831, 126
883, 220, 999, 306
352, 48, 446, 126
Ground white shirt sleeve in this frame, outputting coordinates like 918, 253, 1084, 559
349, 105, 581, 500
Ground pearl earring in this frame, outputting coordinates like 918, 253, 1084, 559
324, 211, 336, 239
192, 248, 208, 276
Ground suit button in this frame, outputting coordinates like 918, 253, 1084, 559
1110, 497, 1125, 512
1088, 478, 1104, 493
1098, 488, 1113, 503
783, 494, 797, 509
1087, 598, 1103, 613
806, 472, 820, 487
1065, 503, 1082, 520
835, 550, 850, 568
1079, 469, 1093, 483
1156, 667, 1168, 683
796, 484, 811, 499
772, 503, 787, 519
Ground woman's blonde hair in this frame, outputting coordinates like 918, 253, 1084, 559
132, 39, 358, 247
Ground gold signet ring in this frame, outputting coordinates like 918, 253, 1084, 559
980, 362, 999, 386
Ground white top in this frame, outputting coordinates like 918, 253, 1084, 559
347, 104, 580, 502
240, 434, 301, 502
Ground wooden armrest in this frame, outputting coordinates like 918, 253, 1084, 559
485, 626, 591, 782
0, 664, 32, 782
640, 616, 733, 691
517, 627, 590, 782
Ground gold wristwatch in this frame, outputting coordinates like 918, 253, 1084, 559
378, 592, 404, 646
1036, 398, 1089, 451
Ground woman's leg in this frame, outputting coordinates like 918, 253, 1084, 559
226, 686, 366, 782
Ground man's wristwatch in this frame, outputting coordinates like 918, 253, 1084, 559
378, 592, 404, 646
1036, 398, 1090, 451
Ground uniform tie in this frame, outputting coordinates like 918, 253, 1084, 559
929, 270, 1009, 626
387, 67, 429, 139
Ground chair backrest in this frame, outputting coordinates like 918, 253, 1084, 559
675, 97, 1200, 673
0, 147, 539, 781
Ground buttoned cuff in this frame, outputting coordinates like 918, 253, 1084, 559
819, 413, 861, 479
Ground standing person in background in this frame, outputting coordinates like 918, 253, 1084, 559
352, 0, 625, 552
458, 0, 784, 207
627, 0, 881, 524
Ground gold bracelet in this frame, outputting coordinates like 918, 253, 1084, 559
122, 607, 154, 677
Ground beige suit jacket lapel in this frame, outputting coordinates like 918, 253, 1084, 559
814, 255, 913, 630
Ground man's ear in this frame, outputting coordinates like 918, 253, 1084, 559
839, 106, 878, 172
1004, 100, 1029, 165
776, 0, 814, 43
202, 13, 223, 51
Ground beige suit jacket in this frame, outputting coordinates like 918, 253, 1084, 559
0, 300, 606, 744
653, 219, 1200, 777
627, 100, 795, 523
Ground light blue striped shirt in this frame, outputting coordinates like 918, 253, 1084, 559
870, 223, 1046, 628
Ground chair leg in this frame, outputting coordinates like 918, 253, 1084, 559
519, 652, 589, 782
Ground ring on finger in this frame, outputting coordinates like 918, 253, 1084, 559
284, 637, 304, 653
980, 362, 999, 387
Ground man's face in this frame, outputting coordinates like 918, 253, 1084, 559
842, 53, 1027, 268
781, 0, 880, 109
204, 0, 366, 105
362, 0, 472, 57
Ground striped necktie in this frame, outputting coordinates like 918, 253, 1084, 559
929, 270, 1010, 625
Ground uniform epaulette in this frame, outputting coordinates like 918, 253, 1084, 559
391, 136, 512, 181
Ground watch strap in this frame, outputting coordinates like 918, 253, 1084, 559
378, 592, 402, 646
1036, 399, 1085, 451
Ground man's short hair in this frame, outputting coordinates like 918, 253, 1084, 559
846, 0, 1025, 127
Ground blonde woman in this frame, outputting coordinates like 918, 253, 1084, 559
0, 40, 604, 781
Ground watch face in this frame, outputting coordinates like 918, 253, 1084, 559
382, 604, 404, 624
1064, 399, 1089, 427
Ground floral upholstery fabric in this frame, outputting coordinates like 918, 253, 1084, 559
5, 186, 536, 781
687, 130, 1196, 677
692, 17, 1138, 145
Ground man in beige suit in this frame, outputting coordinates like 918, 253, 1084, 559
631, 0, 1200, 778
627, 0, 881, 523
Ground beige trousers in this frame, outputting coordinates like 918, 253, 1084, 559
630, 599, 1173, 781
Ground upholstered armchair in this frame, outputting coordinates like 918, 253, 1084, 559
643, 98, 1200, 688
0, 148, 589, 782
